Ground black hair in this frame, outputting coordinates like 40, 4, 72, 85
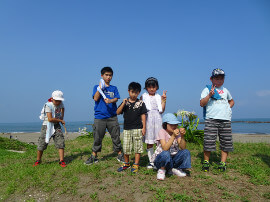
145, 77, 159, 90
101, 66, 113, 75
128, 82, 141, 92
162, 122, 167, 130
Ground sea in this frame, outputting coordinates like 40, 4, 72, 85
0, 118, 270, 134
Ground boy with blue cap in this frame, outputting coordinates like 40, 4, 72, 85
200, 68, 235, 172
152, 113, 191, 180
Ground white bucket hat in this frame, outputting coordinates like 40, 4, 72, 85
52, 90, 64, 101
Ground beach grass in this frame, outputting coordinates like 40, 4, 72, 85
0, 136, 269, 201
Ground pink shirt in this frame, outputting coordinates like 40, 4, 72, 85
152, 129, 181, 162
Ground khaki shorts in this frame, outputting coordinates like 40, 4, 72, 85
123, 129, 143, 155
37, 124, 65, 151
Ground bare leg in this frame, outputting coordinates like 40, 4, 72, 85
59, 149, 64, 161
221, 150, 228, 162
37, 150, 43, 161
124, 154, 130, 163
92, 151, 97, 157
204, 151, 211, 161
134, 153, 140, 165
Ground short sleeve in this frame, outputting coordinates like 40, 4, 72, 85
227, 89, 233, 100
45, 105, 52, 113
200, 88, 209, 100
92, 85, 98, 98
140, 102, 148, 115
157, 129, 167, 141
114, 86, 120, 99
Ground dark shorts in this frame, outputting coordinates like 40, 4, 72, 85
37, 124, 65, 151
204, 119, 233, 152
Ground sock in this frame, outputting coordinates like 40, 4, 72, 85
147, 148, 154, 163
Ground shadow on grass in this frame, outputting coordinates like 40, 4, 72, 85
253, 154, 270, 168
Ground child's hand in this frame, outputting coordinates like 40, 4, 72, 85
161, 90, 167, 102
123, 98, 128, 104
61, 120, 65, 125
180, 128, 186, 136
104, 98, 111, 104
173, 128, 180, 136
209, 85, 216, 97
142, 127, 146, 136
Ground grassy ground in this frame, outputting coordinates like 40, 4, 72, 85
0, 135, 269, 201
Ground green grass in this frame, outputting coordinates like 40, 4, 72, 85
0, 136, 269, 201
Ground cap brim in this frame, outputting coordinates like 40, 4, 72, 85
167, 121, 180, 124
53, 97, 64, 101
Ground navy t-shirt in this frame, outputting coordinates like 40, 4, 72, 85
92, 85, 120, 119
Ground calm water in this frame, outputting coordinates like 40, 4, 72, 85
0, 118, 270, 134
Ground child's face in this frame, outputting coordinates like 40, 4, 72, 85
166, 123, 178, 134
128, 89, 140, 101
101, 72, 113, 85
210, 75, 224, 88
146, 85, 157, 95
52, 99, 62, 106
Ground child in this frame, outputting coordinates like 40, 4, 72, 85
200, 68, 235, 172
116, 82, 147, 173
85, 67, 124, 165
141, 77, 167, 169
152, 113, 191, 180
33, 90, 66, 167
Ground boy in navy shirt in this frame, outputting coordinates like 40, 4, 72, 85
85, 67, 124, 165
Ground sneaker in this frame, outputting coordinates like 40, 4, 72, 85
84, 155, 99, 165
168, 168, 186, 177
131, 164, 139, 173
147, 162, 155, 169
117, 162, 130, 172
202, 160, 210, 172
117, 153, 124, 162
33, 160, 41, 167
218, 162, 226, 172
157, 169, 166, 180
59, 160, 67, 168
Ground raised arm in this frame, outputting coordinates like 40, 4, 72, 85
200, 85, 215, 107
116, 99, 127, 115
161, 90, 167, 113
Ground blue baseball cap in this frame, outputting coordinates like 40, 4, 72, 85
162, 113, 181, 124
212, 68, 225, 77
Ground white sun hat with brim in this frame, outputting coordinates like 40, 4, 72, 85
52, 90, 64, 101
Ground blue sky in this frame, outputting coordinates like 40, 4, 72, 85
0, 0, 269, 123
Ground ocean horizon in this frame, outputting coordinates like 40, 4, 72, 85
0, 118, 270, 134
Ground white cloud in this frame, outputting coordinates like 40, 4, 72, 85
256, 90, 270, 97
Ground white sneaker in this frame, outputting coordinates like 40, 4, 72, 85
169, 168, 186, 177
157, 169, 166, 180
147, 163, 154, 169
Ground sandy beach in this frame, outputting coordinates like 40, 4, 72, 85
1, 132, 269, 145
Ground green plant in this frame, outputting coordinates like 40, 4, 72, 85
176, 110, 204, 145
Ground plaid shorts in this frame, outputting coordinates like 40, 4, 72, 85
123, 129, 143, 155
204, 119, 233, 152
37, 124, 65, 151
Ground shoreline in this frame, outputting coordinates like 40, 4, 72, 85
0, 132, 269, 144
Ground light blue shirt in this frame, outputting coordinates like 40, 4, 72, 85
200, 86, 233, 121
